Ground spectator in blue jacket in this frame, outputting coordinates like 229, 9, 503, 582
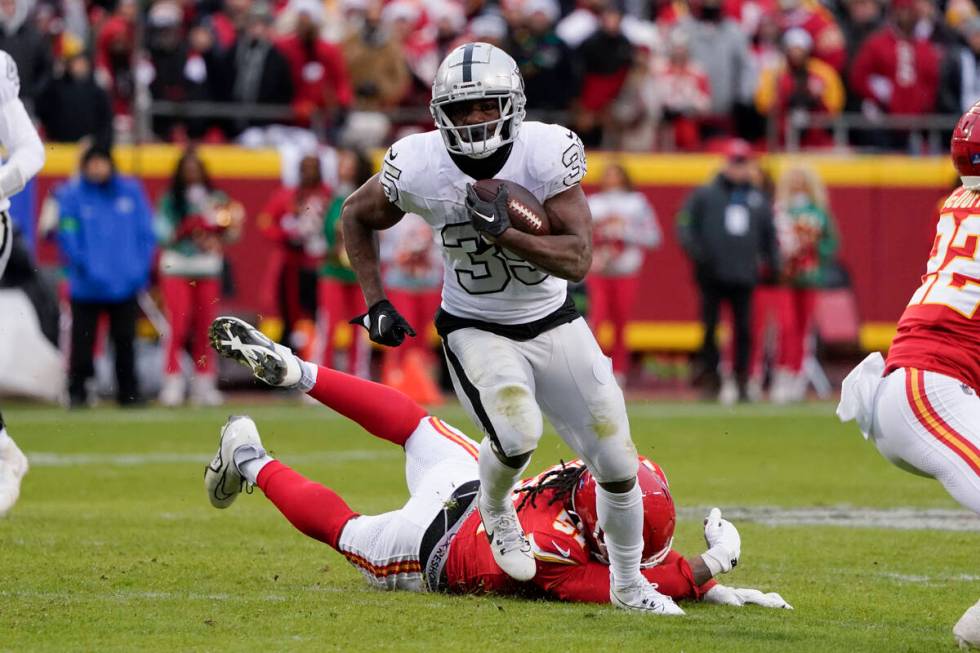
56, 144, 156, 408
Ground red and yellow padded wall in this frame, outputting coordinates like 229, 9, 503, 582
32, 145, 957, 352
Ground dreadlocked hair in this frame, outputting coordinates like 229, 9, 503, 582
514, 461, 588, 513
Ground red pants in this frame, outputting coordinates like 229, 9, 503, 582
384, 289, 441, 364
160, 275, 221, 374
318, 278, 368, 376
749, 286, 817, 376
781, 287, 817, 373
587, 275, 638, 374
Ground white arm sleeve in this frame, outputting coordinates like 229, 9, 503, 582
0, 96, 45, 200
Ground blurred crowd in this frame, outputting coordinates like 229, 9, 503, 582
22, 137, 839, 408
6, 0, 980, 151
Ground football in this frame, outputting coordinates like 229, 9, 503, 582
473, 178, 552, 236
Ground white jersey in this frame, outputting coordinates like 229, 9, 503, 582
0, 50, 44, 214
380, 122, 586, 324
0, 50, 44, 280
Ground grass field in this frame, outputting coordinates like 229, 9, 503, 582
1, 399, 978, 652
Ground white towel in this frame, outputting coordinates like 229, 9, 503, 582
836, 352, 886, 440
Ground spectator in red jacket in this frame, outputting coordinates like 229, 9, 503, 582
276, 0, 353, 129
755, 28, 845, 147
849, 0, 939, 147
777, 0, 847, 72
257, 153, 332, 356
574, 2, 633, 146
94, 0, 137, 119
652, 31, 712, 150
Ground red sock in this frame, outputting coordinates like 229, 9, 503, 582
307, 365, 427, 447
257, 461, 358, 549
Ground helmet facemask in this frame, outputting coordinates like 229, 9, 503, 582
431, 93, 523, 159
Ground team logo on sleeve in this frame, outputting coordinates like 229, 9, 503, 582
561, 132, 586, 187
380, 154, 402, 204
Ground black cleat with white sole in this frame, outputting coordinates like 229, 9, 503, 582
209, 316, 300, 387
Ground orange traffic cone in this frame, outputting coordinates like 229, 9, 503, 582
401, 349, 443, 406
381, 350, 407, 393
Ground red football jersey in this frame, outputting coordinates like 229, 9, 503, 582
443, 463, 715, 601
886, 186, 980, 392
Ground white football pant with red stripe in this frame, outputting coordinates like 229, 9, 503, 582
337, 416, 479, 591
839, 353, 980, 513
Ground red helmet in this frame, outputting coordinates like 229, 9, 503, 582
952, 100, 980, 190
571, 457, 676, 568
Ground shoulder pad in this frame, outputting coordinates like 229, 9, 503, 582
524, 123, 587, 200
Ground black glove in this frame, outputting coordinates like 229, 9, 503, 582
349, 299, 417, 347
465, 183, 511, 239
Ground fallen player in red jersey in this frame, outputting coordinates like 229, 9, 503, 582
205, 316, 791, 610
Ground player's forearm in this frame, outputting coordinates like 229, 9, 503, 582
687, 556, 714, 585
496, 229, 592, 282
341, 210, 386, 306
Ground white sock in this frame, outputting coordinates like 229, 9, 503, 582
478, 438, 527, 512
233, 444, 274, 485
597, 483, 644, 589
297, 360, 318, 393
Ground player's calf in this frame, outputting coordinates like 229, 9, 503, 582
477, 438, 536, 581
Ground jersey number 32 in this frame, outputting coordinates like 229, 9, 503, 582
909, 213, 980, 317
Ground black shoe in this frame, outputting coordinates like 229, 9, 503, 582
118, 395, 146, 409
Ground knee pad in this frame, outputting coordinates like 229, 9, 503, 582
488, 383, 542, 457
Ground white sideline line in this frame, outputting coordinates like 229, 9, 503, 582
25, 449, 402, 467
878, 573, 980, 584
679, 506, 980, 532
3, 401, 839, 425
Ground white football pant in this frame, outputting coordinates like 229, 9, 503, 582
337, 416, 479, 591
442, 318, 638, 483
0, 210, 11, 281
839, 353, 980, 513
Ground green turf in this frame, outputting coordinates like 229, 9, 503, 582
1, 400, 977, 652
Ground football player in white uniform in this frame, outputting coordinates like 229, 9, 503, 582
0, 49, 45, 517
342, 43, 682, 615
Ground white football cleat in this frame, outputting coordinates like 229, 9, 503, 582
209, 316, 301, 387
190, 374, 224, 407
611, 579, 685, 616
955, 599, 980, 650
0, 423, 29, 518
478, 492, 536, 582
159, 373, 185, 407
204, 415, 265, 509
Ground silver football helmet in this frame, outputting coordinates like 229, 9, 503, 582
430, 42, 526, 159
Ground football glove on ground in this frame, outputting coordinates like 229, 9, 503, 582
702, 507, 741, 575
703, 585, 793, 610
465, 183, 510, 239
350, 299, 416, 347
